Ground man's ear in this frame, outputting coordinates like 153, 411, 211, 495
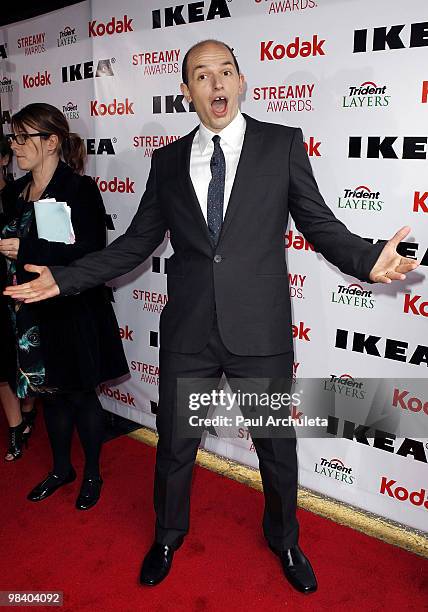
180, 82, 191, 103
238, 73, 245, 95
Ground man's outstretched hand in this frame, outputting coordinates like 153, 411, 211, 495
369, 226, 419, 283
3, 265, 60, 303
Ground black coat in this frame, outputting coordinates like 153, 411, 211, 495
8, 161, 128, 392
52, 115, 385, 356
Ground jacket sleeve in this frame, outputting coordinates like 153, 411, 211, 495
17, 175, 107, 267
288, 128, 385, 282
50, 149, 167, 296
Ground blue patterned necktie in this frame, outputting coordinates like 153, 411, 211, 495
207, 135, 226, 246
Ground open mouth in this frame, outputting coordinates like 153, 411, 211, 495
211, 96, 228, 117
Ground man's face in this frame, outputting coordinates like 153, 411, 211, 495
180, 42, 245, 133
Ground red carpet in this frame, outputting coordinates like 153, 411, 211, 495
1, 410, 427, 612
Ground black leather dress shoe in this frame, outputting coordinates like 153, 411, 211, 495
27, 468, 76, 502
75, 477, 103, 510
270, 544, 317, 593
139, 539, 183, 586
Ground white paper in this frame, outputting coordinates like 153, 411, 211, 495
34, 199, 75, 244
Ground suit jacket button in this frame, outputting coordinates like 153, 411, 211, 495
214, 254, 222, 263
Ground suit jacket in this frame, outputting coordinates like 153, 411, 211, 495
52, 115, 384, 356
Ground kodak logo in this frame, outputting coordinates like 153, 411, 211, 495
260, 35, 325, 61
90, 98, 134, 116
89, 15, 133, 37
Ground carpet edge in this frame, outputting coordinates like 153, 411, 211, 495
128, 427, 428, 560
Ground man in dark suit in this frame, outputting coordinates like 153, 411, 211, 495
4, 40, 419, 593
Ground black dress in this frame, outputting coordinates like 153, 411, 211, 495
2, 161, 128, 396
0, 180, 17, 385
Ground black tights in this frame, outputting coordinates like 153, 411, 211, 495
43, 390, 105, 479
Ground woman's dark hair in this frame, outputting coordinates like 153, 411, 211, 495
181, 39, 240, 85
0, 135, 12, 164
11, 103, 86, 174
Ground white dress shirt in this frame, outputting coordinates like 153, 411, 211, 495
189, 110, 246, 221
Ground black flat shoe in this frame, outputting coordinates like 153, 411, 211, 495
270, 544, 317, 594
139, 539, 183, 586
75, 477, 103, 511
27, 468, 76, 502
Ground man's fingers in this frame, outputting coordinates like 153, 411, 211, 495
397, 258, 420, 273
3, 282, 34, 295
388, 225, 411, 248
24, 264, 45, 275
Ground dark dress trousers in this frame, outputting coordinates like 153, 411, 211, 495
8, 161, 128, 393
51, 116, 385, 548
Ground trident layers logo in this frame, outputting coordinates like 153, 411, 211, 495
342, 81, 390, 109
0, 75, 13, 94
338, 185, 383, 212
57, 26, 77, 47
62, 102, 79, 120
323, 373, 366, 400
331, 283, 375, 310
314, 457, 355, 485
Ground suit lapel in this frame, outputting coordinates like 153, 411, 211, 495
178, 127, 214, 247
177, 114, 263, 248
218, 114, 263, 243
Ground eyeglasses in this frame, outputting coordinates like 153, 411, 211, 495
7, 132, 50, 145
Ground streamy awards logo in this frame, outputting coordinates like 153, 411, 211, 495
132, 49, 180, 75
253, 82, 315, 112
133, 134, 181, 157
255, 0, 317, 16
17, 32, 46, 55
288, 273, 307, 299
132, 288, 168, 314
131, 361, 159, 385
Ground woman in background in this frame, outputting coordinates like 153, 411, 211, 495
0, 104, 128, 509
0, 136, 36, 461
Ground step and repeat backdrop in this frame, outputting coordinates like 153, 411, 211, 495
1, 0, 427, 531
